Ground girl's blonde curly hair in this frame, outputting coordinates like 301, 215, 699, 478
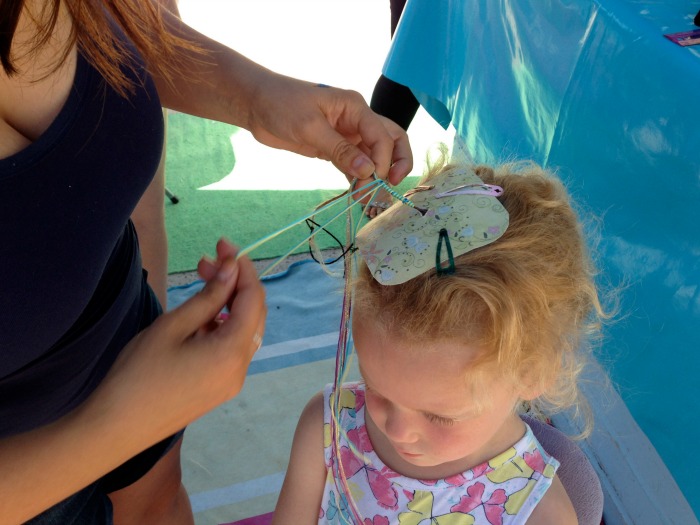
353, 153, 609, 436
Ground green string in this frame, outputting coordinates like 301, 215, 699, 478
235, 178, 385, 277
231, 176, 398, 523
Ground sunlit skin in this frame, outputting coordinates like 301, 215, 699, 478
353, 313, 531, 481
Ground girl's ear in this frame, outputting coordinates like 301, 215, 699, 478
516, 369, 553, 402
518, 383, 545, 402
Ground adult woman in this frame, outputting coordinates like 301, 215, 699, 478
0, 1, 412, 523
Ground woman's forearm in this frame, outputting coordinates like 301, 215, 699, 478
149, 9, 414, 183
0, 246, 266, 524
0, 388, 155, 524
150, 9, 265, 128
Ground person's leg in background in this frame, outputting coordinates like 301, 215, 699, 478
370, 0, 419, 132
365, 0, 420, 218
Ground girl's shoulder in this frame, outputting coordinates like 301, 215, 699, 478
526, 474, 577, 525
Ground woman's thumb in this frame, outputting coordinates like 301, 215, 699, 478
163, 256, 239, 340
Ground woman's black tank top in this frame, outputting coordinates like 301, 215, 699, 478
0, 44, 164, 437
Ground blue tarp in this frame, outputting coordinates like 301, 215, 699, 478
384, 0, 700, 515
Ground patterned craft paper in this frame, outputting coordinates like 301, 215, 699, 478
357, 167, 509, 285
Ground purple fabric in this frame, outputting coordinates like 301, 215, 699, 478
523, 416, 604, 525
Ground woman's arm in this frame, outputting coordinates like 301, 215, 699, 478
128, 0, 181, 311
149, 8, 413, 185
130, 137, 169, 307
0, 241, 266, 525
271, 392, 328, 525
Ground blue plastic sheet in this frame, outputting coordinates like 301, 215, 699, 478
384, 0, 700, 514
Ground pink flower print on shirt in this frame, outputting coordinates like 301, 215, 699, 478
340, 445, 399, 510
470, 462, 490, 479
417, 473, 467, 488
353, 388, 365, 412
364, 515, 390, 525
451, 482, 507, 525
445, 473, 468, 486
347, 426, 373, 454
522, 449, 546, 475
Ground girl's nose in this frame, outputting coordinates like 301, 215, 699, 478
383, 406, 418, 444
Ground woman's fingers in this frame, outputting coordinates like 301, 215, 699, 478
215, 238, 239, 260
359, 112, 413, 184
191, 253, 266, 401
246, 77, 413, 183
197, 256, 218, 282
381, 116, 414, 186
304, 91, 413, 182
190, 247, 266, 358
319, 129, 377, 180
216, 253, 266, 345
164, 255, 241, 341
197, 238, 240, 282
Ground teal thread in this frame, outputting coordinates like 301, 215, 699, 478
371, 173, 427, 215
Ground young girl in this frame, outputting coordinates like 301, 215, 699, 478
272, 159, 605, 524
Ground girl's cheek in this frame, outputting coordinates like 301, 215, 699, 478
365, 393, 385, 423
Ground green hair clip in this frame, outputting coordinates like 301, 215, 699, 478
356, 166, 509, 285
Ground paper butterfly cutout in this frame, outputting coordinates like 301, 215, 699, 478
357, 167, 509, 285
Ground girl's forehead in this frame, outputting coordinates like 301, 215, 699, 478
359, 362, 475, 416
353, 316, 481, 365
354, 324, 484, 400
352, 319, 521, 415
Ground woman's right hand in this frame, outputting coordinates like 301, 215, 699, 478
93, 238, 266, 442
0, 239, 266, 524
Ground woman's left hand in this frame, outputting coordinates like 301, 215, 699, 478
244, 74, 413, 185
153, 11, 413, 185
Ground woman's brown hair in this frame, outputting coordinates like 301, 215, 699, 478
1, 0, 203, 97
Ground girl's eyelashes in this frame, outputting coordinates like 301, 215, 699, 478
365, 382, 458, 426
424, 412, 456, 427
